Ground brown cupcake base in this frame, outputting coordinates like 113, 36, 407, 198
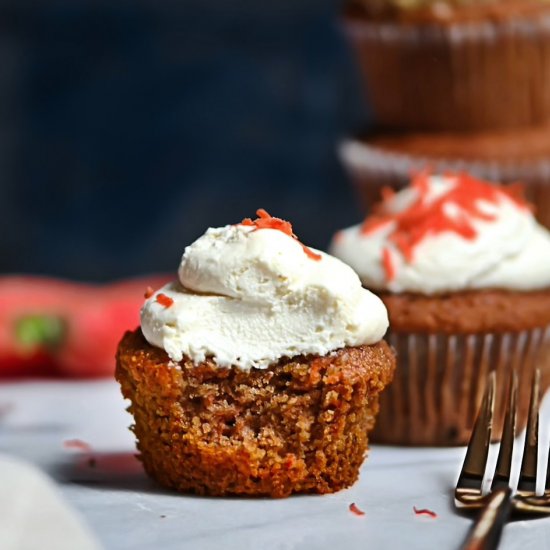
373, 329, 550, 446
116, 329, 396, 497
371, 289, 550, 445
343, 3, 550, 131
381, 289, 550, 333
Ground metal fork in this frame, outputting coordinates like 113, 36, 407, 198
455, 369, 550, 550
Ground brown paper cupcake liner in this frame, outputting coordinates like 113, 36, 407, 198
340, 138, 550, 229
372, 328, 550, 446
343, 6, 550, 131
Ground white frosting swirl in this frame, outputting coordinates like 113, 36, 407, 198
330, 174, 550, 294
141, 223, 388, 369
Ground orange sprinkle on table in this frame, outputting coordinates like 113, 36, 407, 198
63, 439, 92, 452
240, 208, 322, 261
349, 502, 365, 516
382, 247, 396, 282
413, 506, 437, 518
361, 172, 529, 281
156, 293, 174, 308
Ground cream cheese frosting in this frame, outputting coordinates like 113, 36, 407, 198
141, 211, 389, 370
330, 173, 550, 295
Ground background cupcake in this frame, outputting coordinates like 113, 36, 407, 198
343, 0, 550, 131
339, 127, 550, 230
330, 172, 550, 446
117, 210, 395, 496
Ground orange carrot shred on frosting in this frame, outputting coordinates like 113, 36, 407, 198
360, 171, 530, 279
332, 230, 345, 244
382, 247, 396, 282
240, 209, 322, 261
381, 186, 396, 202
156, 293, 174, 308
502, 182, 534, 210
144, 286, 154, 299
361, 217, 392, 235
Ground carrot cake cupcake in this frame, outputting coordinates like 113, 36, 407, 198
330, 172, 550, 445
116, 209, 395, 497
343, 0, 550, 131
339, 128, 550, 230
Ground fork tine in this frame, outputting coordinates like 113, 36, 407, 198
491, 371, 518, 491
517, 369, 540, 495
456, 371, 496, 498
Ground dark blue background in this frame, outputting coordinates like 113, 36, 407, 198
0, 0, 369, 281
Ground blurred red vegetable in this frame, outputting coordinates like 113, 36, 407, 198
0, 274, 170, 378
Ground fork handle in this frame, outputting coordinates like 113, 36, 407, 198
460, 488, 513, 550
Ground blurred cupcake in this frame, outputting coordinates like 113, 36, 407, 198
116, 210, 395, 496
330, 172, 550, 445
343, 0, 550, 131
340, 128, 550, 230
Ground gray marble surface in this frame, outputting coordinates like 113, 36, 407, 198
1, 380, 549, 550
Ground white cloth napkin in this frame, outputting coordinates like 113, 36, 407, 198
0, 454, 100, 550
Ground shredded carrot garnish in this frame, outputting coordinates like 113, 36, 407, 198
144, 286, 154, 299
361, 217, 392, 235
382, 247, 395, 282
156, 293, 174, 308
63, 439, 92, 452
332, 230, 345, 244
413, 506, 437, 518
360, 172, 530, 282
240, 209, 322, 261
349, 503, 365, 516
302, 246, 322, 261
250, 208, 295, 236
502, 182, 534, 211
381, 186, 396, 202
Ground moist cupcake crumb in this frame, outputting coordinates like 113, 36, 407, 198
116, 329, 395, 497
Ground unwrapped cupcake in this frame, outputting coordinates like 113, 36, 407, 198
331, 172, 550, 446
116, 209, 395, 497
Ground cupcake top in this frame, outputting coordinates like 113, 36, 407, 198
141, 209, 388, 370
330, 173, 550, 295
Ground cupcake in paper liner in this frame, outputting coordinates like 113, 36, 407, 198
342, 0, 550, 131
116, 210, 395, 497
339, 129, 550, 231
330, 171, 550, 446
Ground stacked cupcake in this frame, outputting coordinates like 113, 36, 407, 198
117, 210, 395, 496
340, 0, 550, 229
331, 171, 550, 445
